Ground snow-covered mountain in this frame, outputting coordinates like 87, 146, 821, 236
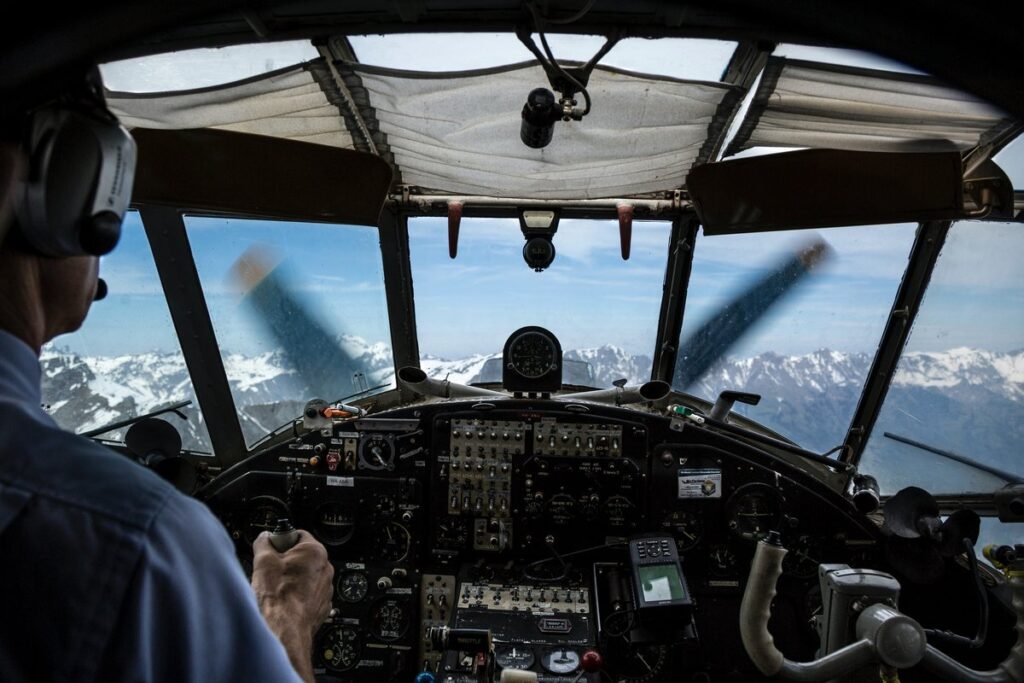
39, 341, 1024, 482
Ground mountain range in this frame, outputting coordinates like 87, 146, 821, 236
39, 339, 1023, 492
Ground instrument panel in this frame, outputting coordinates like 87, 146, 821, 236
203, 398, 881, 682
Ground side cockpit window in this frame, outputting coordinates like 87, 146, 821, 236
41, 211, 213, 452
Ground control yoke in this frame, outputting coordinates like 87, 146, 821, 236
739, 533, 1024, 682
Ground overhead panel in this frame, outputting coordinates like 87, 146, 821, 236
349, 61, 738, 199
107, 64, 355, 149
725, 57, 1014, 157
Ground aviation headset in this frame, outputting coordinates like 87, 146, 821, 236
12, 70, 136, 258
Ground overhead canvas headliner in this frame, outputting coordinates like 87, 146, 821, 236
351, 61, 737, 199
110, 58, 739, 200
725, 58, 1015, 157
106, 54, 1017, 200
108, 65, 354, 149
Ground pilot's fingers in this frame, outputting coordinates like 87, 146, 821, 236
252, 530, 275, 557
288, 530, 331, 564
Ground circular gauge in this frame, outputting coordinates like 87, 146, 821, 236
546, 493, 577, 525
541, 649, 580, 675
319, 624, 361, 672
338, 571, 369, 603
373, 495, 397, 517
603, 495, 638, 528
244, 496, 289, 543
708, 543, 739, 577
314, 503, 357, 546
661, 510, 703, 552
726, 483, 784, 541
372, 522, 411, 562
369, 598, 410, 641
495, 644, 535, 670
358, 434, 394, 471
783, 535, 826, 579
507, 331, 558, 379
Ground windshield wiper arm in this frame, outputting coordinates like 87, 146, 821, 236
79, 400, 192, 439
883, 432, 1023, 484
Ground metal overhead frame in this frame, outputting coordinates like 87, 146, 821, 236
378, 206, 421, 399
650, 215, 699, 384
138, 206, 249, 467
841, 220, 951, 465
694, 39, 774, 166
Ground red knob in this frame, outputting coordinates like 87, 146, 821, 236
581, 650, 603, 673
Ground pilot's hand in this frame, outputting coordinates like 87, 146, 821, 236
252, 530, 334, 683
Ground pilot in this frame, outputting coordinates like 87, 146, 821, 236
0, 71, 333, 682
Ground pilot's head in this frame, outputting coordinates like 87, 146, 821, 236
0, 68, 136, 352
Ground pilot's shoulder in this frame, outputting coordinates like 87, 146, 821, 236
0, 409, 182, 533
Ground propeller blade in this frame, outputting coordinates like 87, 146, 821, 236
673, 238, 832, 389
230, 247, 367, 401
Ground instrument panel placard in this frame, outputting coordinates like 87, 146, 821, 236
677, 468, 722, 499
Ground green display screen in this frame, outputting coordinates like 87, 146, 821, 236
639, 564, 685, 603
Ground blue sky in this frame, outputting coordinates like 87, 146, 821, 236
60, 212, 1023, 365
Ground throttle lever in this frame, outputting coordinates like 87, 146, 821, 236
268, 518, 300, 552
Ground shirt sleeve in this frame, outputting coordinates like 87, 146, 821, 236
97, 493, 305, 683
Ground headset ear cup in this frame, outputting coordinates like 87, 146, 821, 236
80, 211, 121, 255
15, 105, 133, 257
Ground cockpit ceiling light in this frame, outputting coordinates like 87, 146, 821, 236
522, 210, 558, 229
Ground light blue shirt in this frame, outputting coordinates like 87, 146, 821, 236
0, 329, 303, 683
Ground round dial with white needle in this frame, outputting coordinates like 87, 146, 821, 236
358, 434, 395, 471
338, 570, 369, 603
372, 521, 411, 562
661, 510, 703, 551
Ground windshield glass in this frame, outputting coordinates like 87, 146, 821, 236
185, 217, 395, 446
675, 224, 918, 450
408, 217, 671, 387
40, 212, 212, 451
859, 221, 1024, 494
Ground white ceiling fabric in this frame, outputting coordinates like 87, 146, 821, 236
352, 61, 736, 198
726, 58, 1012, 156
107, 66, 355, 149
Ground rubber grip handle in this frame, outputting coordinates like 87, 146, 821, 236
740, 539, 788, 676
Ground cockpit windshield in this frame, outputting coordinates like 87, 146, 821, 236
185, 217, 396, 447
676, 224, 918, 452
409, 217, 671, 388
860, 221, 1024, 494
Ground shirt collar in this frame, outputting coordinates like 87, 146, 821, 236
0, 328, 43, 408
